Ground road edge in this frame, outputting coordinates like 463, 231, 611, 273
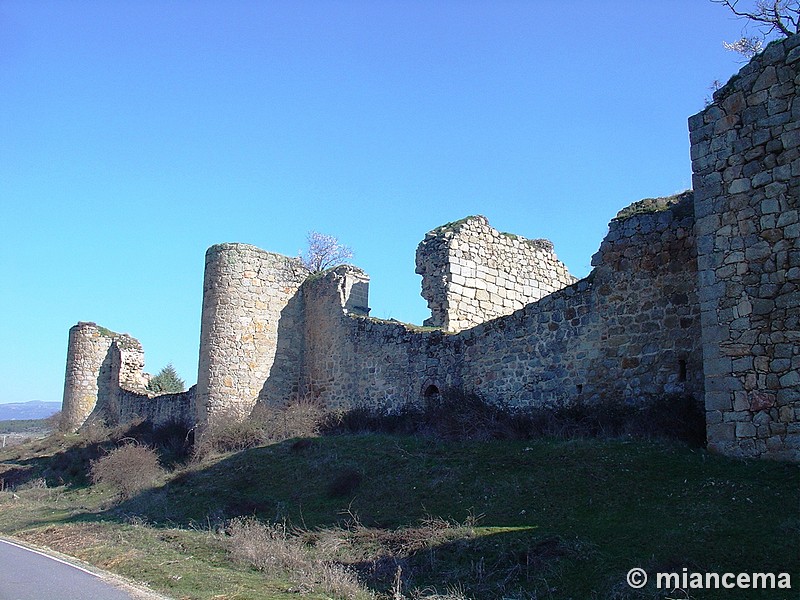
0, 536, 174, 600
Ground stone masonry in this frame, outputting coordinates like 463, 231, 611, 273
301, 191, 702, 414
63, 35, 799, 461
61, 322, 193, 431
689, 34, 799, 460
416, 216, 576, 332
195, 243, 309, 430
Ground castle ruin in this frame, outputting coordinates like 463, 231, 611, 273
61, 34, 799, 461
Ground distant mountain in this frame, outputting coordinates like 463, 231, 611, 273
0, 401, 61, 420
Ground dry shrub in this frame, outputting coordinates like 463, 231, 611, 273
226, 516, 371, 599
15, 477, 50, 495
324, 391, 706, 446
195, 399, 326, 459
254, 398, 326, 441
90, 443, 163, 499
78, 417, 112, 445
44, 410, 63, 433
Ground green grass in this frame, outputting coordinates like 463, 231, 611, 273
1, 432, 798, 599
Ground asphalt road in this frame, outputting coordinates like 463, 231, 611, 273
0, 538, 153, 600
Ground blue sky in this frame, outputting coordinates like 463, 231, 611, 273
0, 1, 761, 404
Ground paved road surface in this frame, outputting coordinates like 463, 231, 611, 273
0, 538, 158, 600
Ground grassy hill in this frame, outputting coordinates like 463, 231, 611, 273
0, 424, 797, 599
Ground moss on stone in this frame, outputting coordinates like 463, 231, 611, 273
94, 325, 119, 338
350, 314, 448, 334
429, 215, 481, 235
613, 190, 693, 221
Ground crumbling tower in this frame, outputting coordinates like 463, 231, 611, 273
61, 322, 148, 431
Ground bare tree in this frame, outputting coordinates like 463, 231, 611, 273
714, 1, 800, 57
300, 231, 354, 272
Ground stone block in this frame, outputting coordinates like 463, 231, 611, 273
779, 371, 800, 387
728, 178, 751, 194
782, 129, 800, 149
736, 422, 757, 438
705, 390, 732, 411
707, 422, 735, 442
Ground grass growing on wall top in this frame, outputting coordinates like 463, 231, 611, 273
428, 215, 480, 235
349, 313, 447, 334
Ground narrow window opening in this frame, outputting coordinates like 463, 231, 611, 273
576, 384, 583, 394
678, 359, 687, 382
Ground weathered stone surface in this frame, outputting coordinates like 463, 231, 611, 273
415, 216, 575, 332
61, 322, 194, 431
196, 244, 311, 430
690, 32, 799, 461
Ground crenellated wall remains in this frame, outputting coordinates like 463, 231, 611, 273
299, 191, 702, 414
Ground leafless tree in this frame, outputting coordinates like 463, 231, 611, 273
713, 1, 799, 57
300, 231, 354, 272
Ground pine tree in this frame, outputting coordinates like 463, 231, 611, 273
147, 363, 185, 394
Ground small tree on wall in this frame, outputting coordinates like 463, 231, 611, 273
147, 363, 185, 394
300, 231, 354, 273
713, 0, 800, 57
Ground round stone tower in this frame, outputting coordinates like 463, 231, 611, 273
61, 322, 116, 432
196, 243, 309, 430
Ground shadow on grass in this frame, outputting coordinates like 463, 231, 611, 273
4, 430, 796, 599
62, 434, 796, 597
0, 420, 192, 490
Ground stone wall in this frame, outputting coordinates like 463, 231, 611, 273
690, 33, 799, 460
195, 243, 309, 429
61, 322, 165, 431
117, 385, 196, 428
464, 192, 702, 407
416, 216, 575, 332
301, 194, 702, 415
60, 193, 704, 441
301, 266, 449, 411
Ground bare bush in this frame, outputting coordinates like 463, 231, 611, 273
713, 0, 799, 57
78, 417, 112, 445
44, 411, 63, 433
13, 477, 54, 502
323, 390, 706, 446
226, 516, 371, 599
90, 443, 163, 499
194, 399, 326, 460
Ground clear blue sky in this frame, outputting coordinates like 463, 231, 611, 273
0, 1, 761, 403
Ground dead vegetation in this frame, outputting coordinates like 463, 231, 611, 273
90, 443, 164, 500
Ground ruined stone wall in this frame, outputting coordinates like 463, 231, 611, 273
416, 216, 575, 332
61, 322, 160, 431
457, 193, 702, 407
60, 35, 798, 463
300, 196, 702, 415
195, 243, 309, 429
690, 34, 799, 460
301, 266, 449, 411
117, 385, 196, 428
